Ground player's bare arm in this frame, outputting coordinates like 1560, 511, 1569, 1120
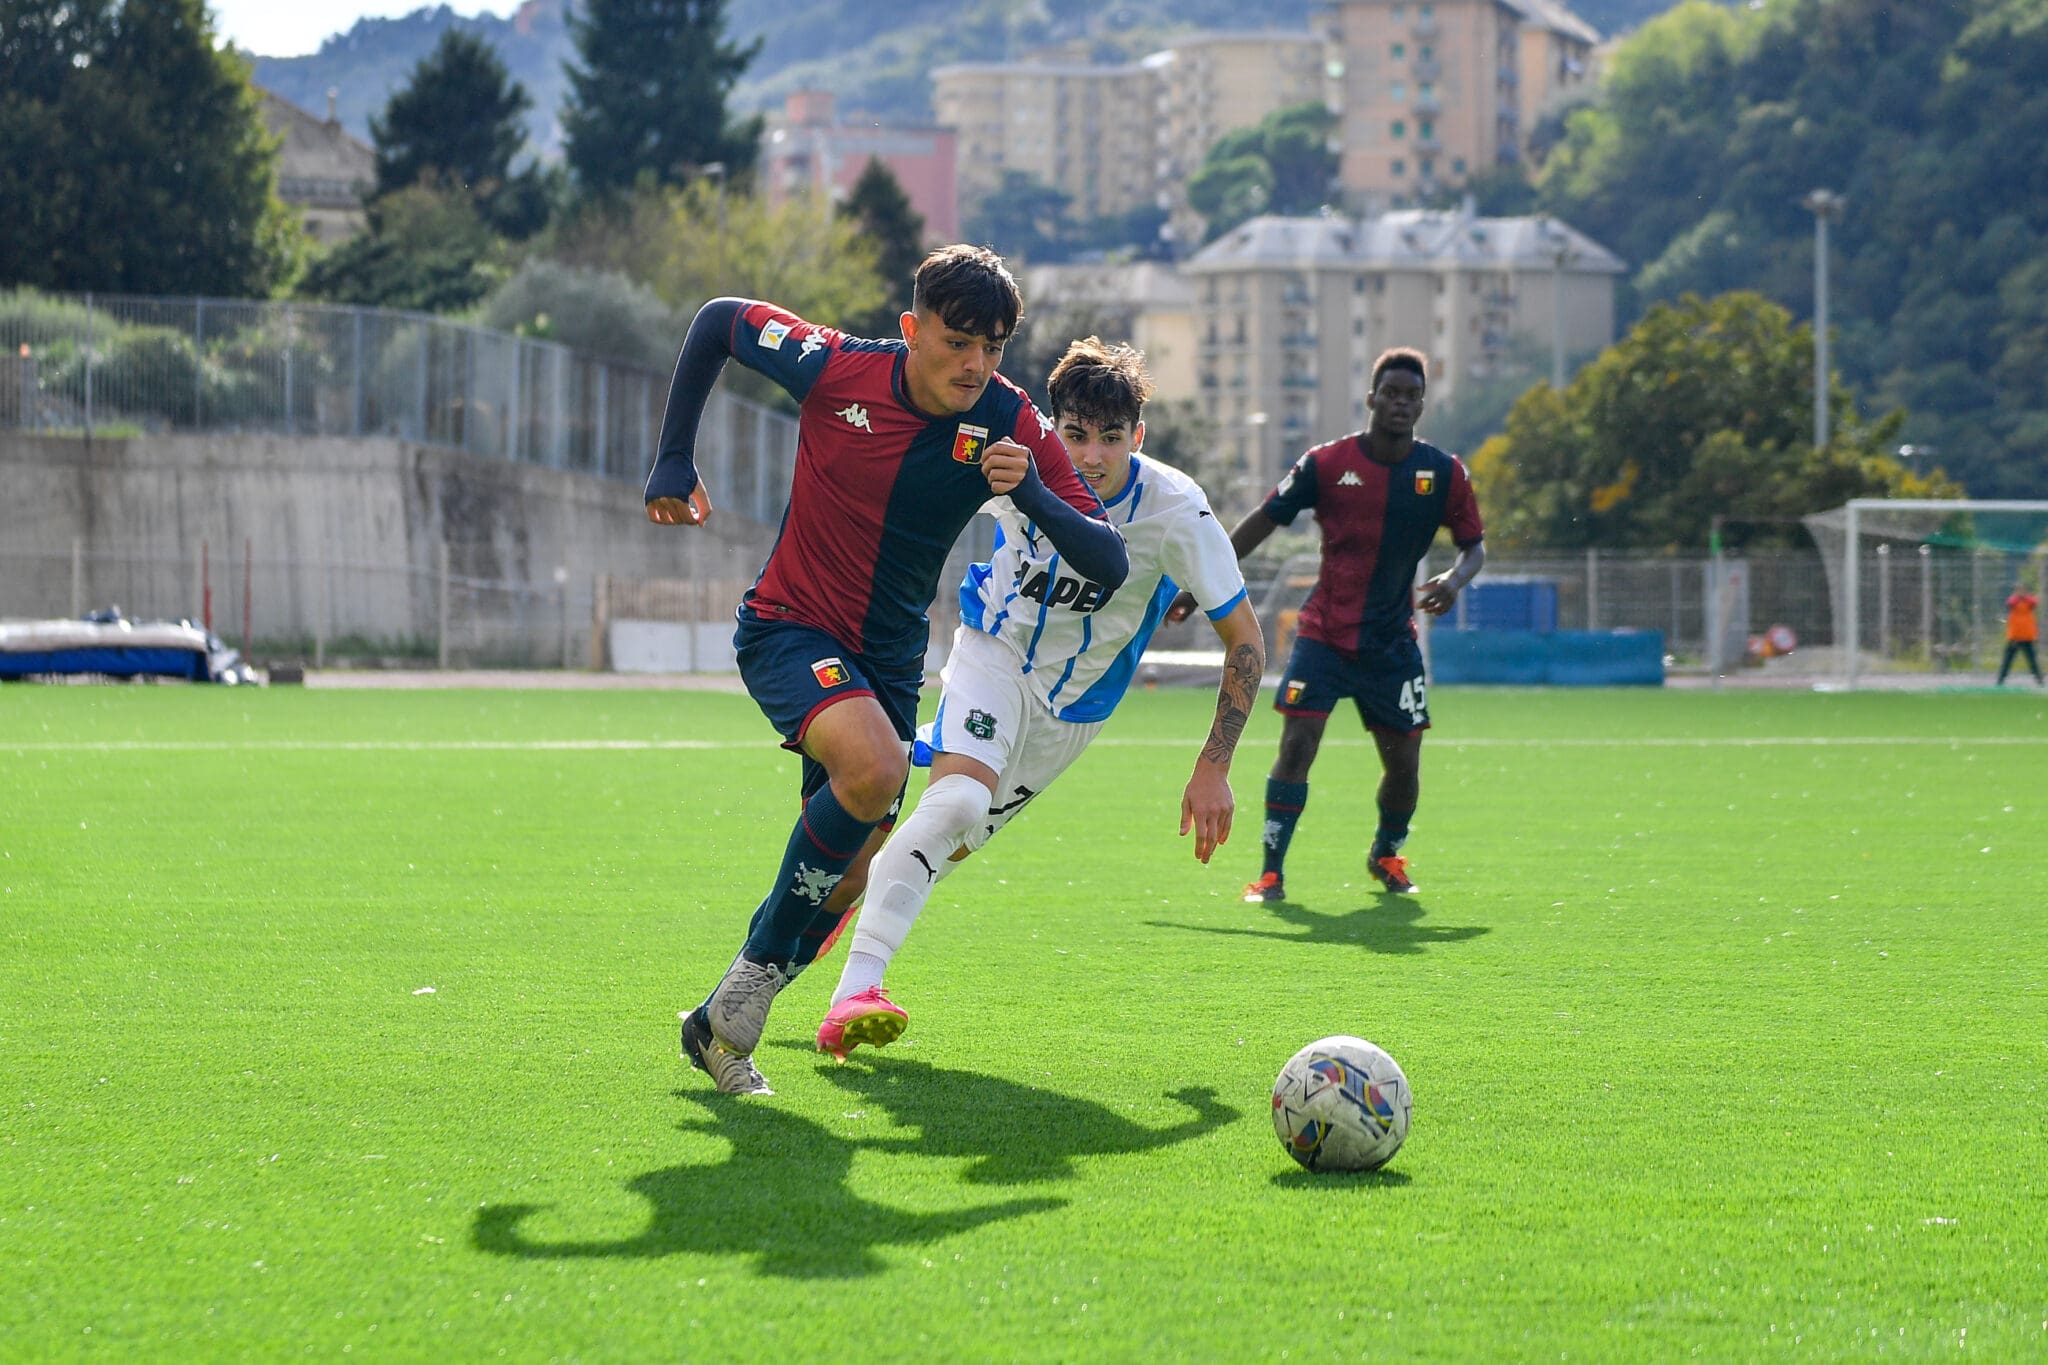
1168, 509, 1281, 623
1417, 540, 1487, 615
1182, 599, 1266, 864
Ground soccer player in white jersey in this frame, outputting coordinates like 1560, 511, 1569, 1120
815, 337, 1267, 1060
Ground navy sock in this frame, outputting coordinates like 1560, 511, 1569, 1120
741, 784, 878, 967
1263, 779, 1309, 877
1373, 803, 1413, 857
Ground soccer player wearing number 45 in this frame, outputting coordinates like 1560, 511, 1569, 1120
644, 246, 1129, 1095
816, 337, 1266, 1060
1169, 347, 1484, 902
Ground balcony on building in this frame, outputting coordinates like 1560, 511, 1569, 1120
1411, 56, 1442, 82
1412, 89, 1442, 115
1412, 13, 1440, 38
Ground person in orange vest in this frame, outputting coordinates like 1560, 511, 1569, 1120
1997, 584, 2043, 686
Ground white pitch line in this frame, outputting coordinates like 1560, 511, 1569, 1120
5, 735, 2048, 754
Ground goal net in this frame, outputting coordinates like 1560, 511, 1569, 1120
1801, 499, 2048, 686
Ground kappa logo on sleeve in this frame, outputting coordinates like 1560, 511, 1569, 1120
1415, 470, 1437, 495
759, 318, 792, 351
797, 332, 826, 362
810, 657, 850, 688
952, 423, 990, 465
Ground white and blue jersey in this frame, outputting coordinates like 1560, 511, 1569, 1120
959, 451, 1247, 722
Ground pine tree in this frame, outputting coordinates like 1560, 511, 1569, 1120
372, 30, 531, 201
561, 0, 762, 197
0, 0, 296, 294
835, 158, 925, 337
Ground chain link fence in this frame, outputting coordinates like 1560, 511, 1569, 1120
0, 291, 798, 521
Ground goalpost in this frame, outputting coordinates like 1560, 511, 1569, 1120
1802, 499, 2048, 687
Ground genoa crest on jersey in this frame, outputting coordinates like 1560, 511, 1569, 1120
1414, 470, 1436, 495
952, 423, 990, 465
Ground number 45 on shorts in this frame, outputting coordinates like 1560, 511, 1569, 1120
1397, 674, 1427, 726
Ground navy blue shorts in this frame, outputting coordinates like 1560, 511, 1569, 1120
1273, 634, 1431, 735
733, 609, 922, 804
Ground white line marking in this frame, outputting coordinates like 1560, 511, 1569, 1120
5, 735, 2046, 754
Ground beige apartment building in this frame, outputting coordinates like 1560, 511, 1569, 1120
931, 60, 1157, 223
1181, 208, 1622, 496
1144, 32, 1333, 242
1325, 0, 1598, 209
1022, 262, 1201, 401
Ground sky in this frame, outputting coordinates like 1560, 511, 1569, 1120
208, 0, 525, 57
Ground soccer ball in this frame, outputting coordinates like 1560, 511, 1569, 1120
1271, 1035, 1411, 1172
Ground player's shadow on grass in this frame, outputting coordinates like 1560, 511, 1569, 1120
470, 1090, 1063, 1278
805, 1049, 1240, 1186
1147, 898, 1489, 956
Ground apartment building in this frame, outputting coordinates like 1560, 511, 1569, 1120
930, 59, 1157, 223
759, 90, 959, 243
1022, 262, 1201, 402
1146, 32, 1333, 241
1181, 208, 1622, 491
1325, 0, 1599, 209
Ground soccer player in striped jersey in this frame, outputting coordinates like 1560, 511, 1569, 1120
644, 247, 1129, 1094
1171, 347, 1484, 901
816, 337, 1265, 1060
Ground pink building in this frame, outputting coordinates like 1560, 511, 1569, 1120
760, 90, 959, 244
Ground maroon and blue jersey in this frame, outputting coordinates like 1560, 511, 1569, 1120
1262, 434, 1484, 658
694, 303, 1106, 669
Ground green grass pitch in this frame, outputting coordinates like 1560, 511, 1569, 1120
4, 683, 2046, 1358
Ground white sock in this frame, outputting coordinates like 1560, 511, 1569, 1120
837, 949, 888, 1000
829, 773, 988, 1005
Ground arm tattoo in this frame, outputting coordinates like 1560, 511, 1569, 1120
1201, 642, 1263, 766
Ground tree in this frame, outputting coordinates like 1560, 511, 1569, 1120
370, 29, 547, 236
1467, 292, 1956, 552
1186, 101, 1337, 240
835, 158, 925, 337
1186, 156, 1272, 241
296, 186, 504, 313
652, 181, 884, 334
561, 0, 762, 197
963, 170, 1073, 263
0, 0, 299, 295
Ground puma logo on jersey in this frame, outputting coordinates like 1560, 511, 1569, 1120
837, 403, 872, 431
1338, 470, 1365, 486
1018, 568, 1114, 613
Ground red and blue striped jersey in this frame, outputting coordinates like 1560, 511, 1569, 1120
715, 303, 1105, 667
1262, 434, 1484, 658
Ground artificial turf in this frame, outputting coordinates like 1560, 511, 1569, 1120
3, 683, 2044, 1359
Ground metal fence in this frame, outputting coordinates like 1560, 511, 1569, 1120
0, 291, 798, 519
6, 532, 2038, 681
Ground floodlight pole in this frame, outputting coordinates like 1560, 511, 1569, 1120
1803, 190, 1845, 452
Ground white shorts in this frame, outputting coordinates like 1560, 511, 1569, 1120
932, 626, 1104, 850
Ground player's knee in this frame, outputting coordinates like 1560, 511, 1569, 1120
835, 755, 909, 822
909, 772, 992, 846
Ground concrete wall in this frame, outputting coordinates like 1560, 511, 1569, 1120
0, 432, 777, 650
